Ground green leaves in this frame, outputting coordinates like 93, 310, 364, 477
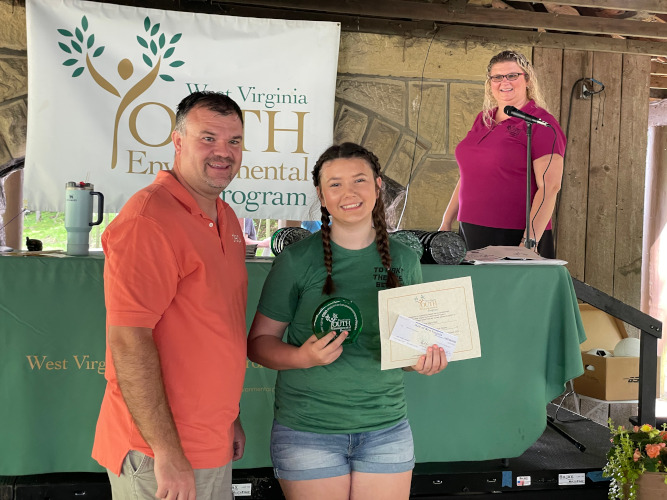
138, 17, 184, 80
645, 460, 659, 473
56, 15, 98, 77
57, 14, 184, 83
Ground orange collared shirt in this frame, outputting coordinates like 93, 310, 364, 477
92, 171, 248, 475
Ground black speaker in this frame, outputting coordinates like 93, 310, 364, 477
0, 476, 15, 500
14, 473, 110, 500
233, 468, 284, 499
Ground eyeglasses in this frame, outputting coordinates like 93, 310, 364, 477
488, 72, 527, 83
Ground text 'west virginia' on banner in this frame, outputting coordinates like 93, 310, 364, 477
25, 0, 340, 219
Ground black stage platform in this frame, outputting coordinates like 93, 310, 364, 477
0, 404, 613, 499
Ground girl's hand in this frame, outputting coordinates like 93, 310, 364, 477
411, 345, 448, 375
298, 331, 347, 368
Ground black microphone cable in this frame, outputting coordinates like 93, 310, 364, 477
553, 77, 605, 253
396, 24, 439, 229
529, 129, 558, 250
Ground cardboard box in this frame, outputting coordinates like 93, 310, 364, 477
573, 304, 641, 401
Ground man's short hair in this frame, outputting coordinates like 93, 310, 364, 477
174, 91, 243, 133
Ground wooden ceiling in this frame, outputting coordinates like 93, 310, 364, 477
204, 0, 667, 97
103, 0, 667, 98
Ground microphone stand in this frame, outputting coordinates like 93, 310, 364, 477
524, 121, 533, 250
547, 414, 586, 452
525, 119, 585, 453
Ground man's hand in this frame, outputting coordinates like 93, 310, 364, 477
153, 448, 196, 500
109, 326, 194, 499
233, 417, 246, 461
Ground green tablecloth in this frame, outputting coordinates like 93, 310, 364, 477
0, 254, 584, 475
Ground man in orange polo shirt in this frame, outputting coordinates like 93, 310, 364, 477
92, 92, 248, 500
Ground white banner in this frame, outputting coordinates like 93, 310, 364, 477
25, 0, 340, 219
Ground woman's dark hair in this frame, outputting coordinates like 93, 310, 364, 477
312, 142, 399, 295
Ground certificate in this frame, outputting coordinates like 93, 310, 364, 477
378, 276, 481, 370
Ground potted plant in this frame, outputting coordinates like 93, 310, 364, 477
604, 422, 667, 499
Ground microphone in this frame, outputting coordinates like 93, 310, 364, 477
504, 106, 551, 127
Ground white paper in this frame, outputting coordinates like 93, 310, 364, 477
463, 245, 567, 265
558, 473, 585, 486
389, 315, 457, 360
231, 483, 252, 496
378, 277, 481, 370
516, 476, 532, 487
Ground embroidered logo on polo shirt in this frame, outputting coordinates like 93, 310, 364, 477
232, 234, 242, 243
506, 124, 522, 137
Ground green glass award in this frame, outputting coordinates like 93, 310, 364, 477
270, 227, 312, 255
389, 230, 424, 259
312, 297, 363, 345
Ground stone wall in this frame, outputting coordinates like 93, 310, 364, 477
0, 0, 27, 248
333, 32, 531, 230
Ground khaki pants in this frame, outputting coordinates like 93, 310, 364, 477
107, 450, 234, 500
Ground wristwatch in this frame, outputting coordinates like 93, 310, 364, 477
521, 236, 537, 249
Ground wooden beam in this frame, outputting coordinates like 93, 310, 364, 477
556, 50, 593, 277
213, 3, 667, 56
509, 0, 667, 15
585, 51, 622, 295
212, 0, 667, 39
436, 25, 667, 57
615, 54, 651, 309
533, 47, 563, 119
447, 0, 467, 13
650, 75, 667, 89
652, 61, 667, 75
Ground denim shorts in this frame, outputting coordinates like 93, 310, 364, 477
270, 419, 415, 481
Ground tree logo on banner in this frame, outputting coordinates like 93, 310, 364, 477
56, 15, 185, 169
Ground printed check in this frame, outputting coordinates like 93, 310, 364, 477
389, 315, 457, 360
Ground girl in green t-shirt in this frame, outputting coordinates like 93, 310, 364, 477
248, 143, 448, 500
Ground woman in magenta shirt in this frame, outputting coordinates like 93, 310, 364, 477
439, 50, 566, 258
